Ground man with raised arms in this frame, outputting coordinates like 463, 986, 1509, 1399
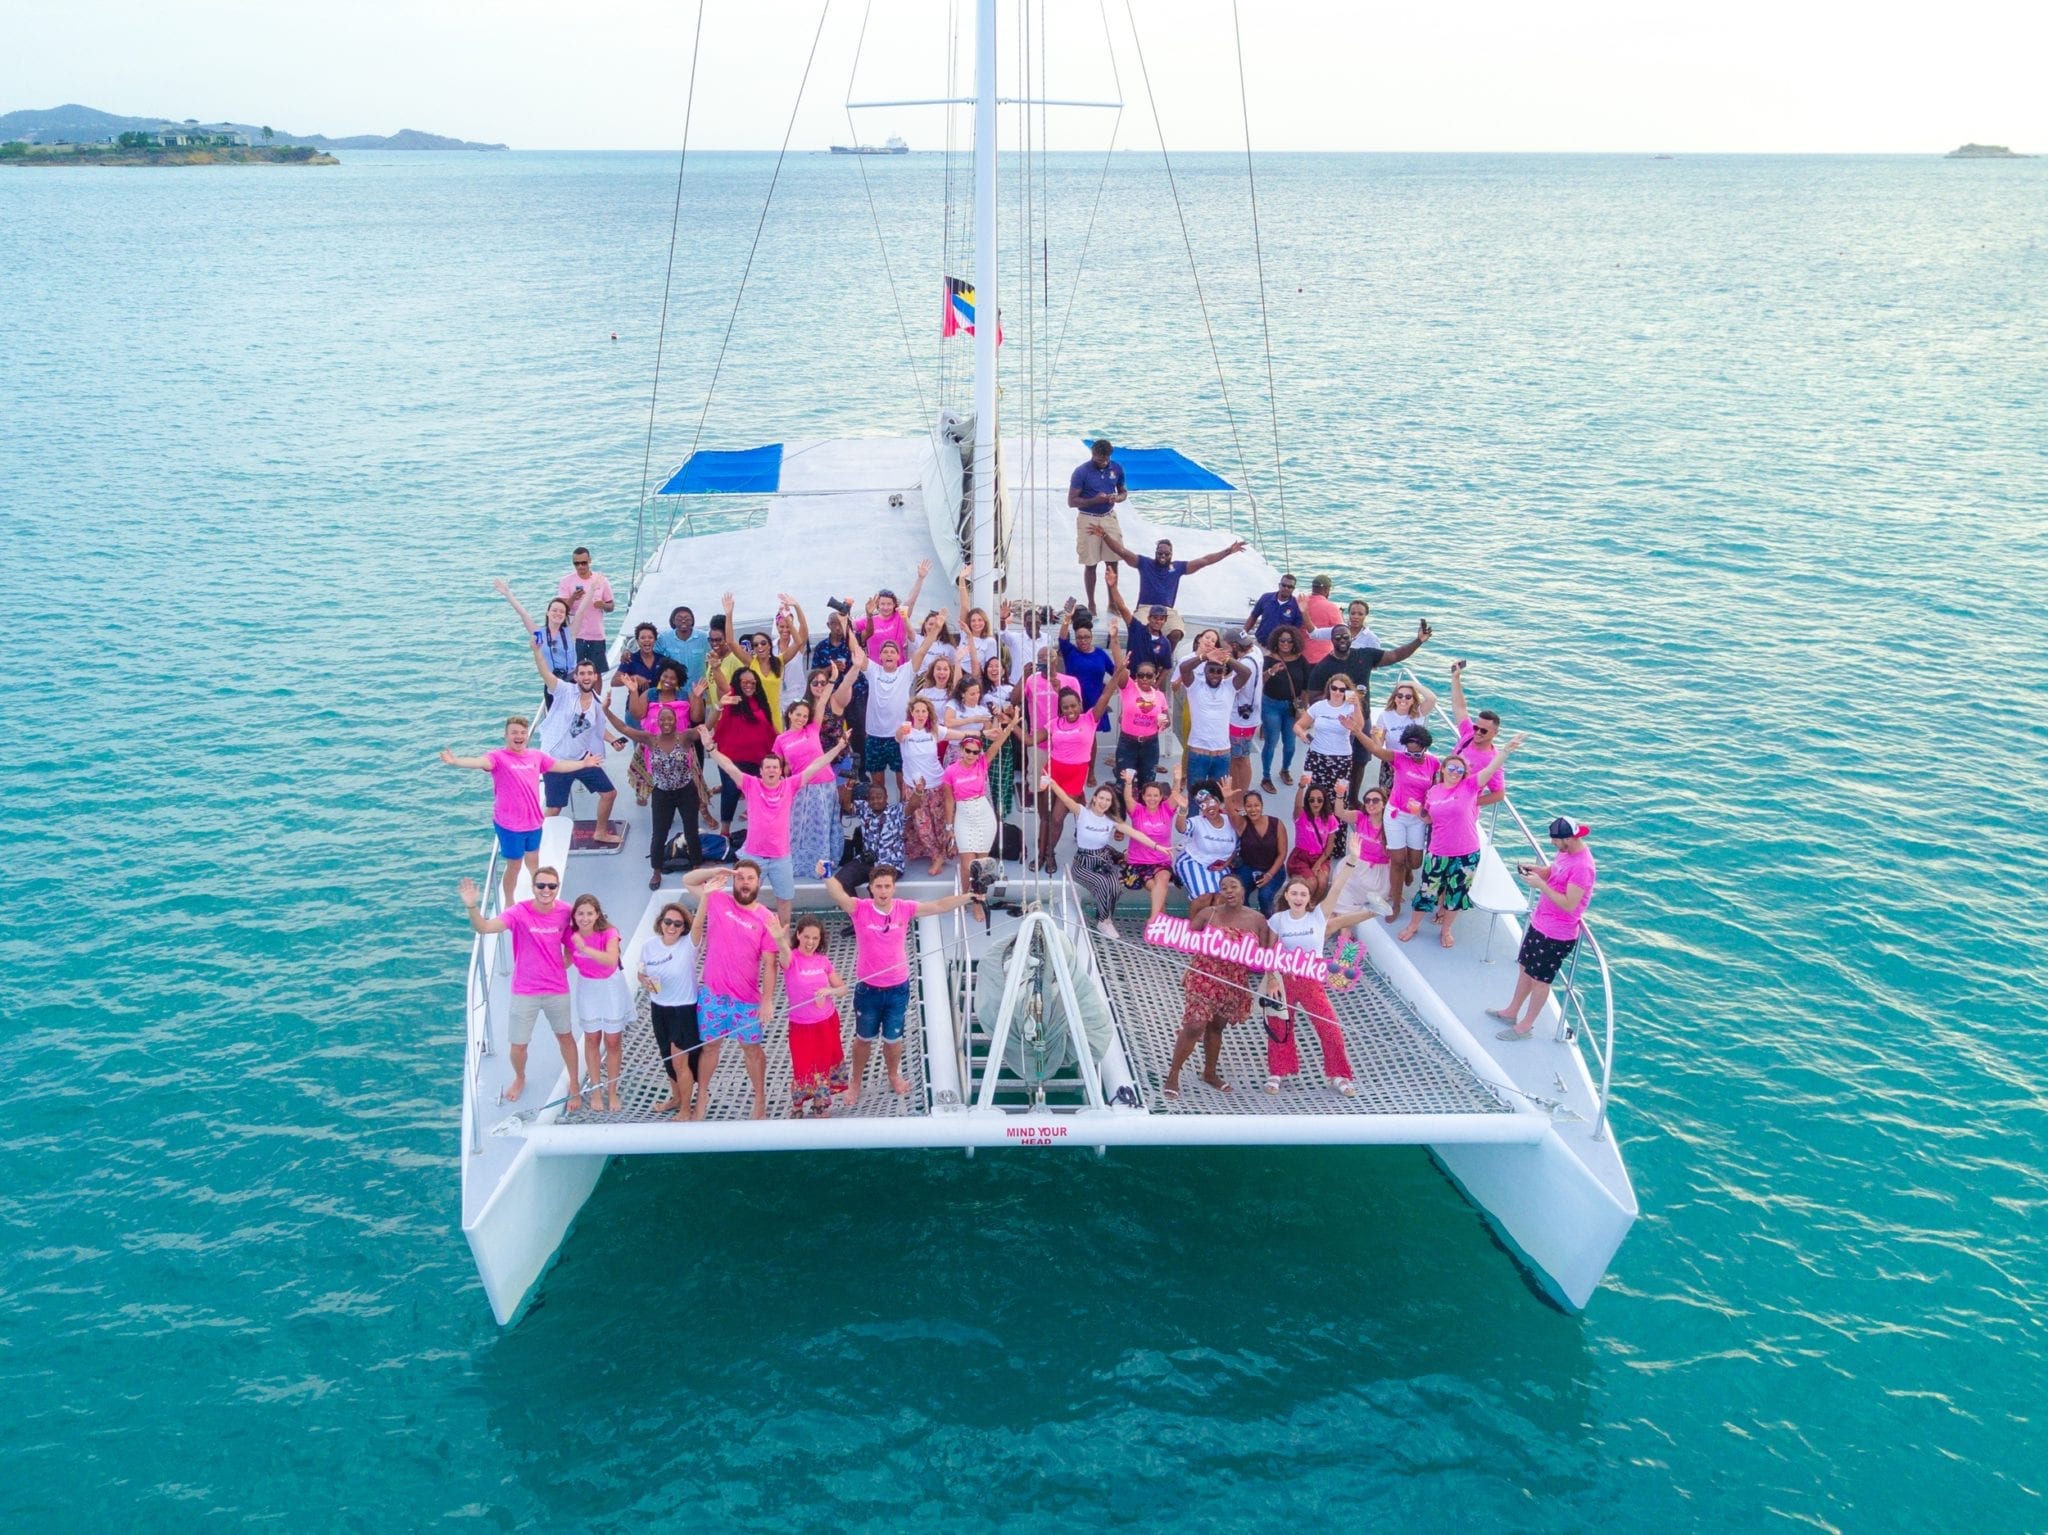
529, 645, 625, 845
1447, 658, 1510, 809
458, 867, 581, 1109
438, 717, 600, 904
822, 865, 978, 1105
1161, 872, 1276, 1100
1090, 525, 1247, 652
681, 861, 785, 1120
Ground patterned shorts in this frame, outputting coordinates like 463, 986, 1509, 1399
1517, 927, 1578, 985
700, 989, 764, 1045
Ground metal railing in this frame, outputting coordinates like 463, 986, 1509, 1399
1393, 665, 1621, 1141
462, 844, 502, 1157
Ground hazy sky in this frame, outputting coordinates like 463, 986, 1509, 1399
6, 0, 2045, 154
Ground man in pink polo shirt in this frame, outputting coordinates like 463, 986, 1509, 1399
459, 867, 582, 1109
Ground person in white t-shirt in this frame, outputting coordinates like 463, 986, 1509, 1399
529, 650, 624, 844
833, 616, 938, 802
1176, 632, 1250, 790
1260, 862, 1384, 1097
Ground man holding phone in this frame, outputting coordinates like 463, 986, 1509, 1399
556, 546, 615, 676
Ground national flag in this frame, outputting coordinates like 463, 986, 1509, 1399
942, 276, 1001, 342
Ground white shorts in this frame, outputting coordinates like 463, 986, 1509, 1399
1383, 807, 1429, 852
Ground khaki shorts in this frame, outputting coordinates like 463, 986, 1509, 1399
1076, 511, 1124, 565
509, 991, 575, 1045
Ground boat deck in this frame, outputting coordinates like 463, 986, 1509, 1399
1092, 931, 1510, 1116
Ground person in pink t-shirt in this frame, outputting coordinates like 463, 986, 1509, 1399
702, 733, 845, 928
823, 865, 977, 1103
1396, 732, 1524, 949
849, 558, 933, 659
439, 717, 599, 904
555, 546, 615, 676
1491, 820, 1600, 1041
1356, 720, 1440, 923
458, 868, 580, 1109
772, 914, 852, 1117
1448, 660, 1509, 807
681, 863, 786, 1119
939, 717, 1019, 919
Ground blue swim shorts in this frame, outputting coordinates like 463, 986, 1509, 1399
493, 822, 545, 859
700, 990, 764, 1046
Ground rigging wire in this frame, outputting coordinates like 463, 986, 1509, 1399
1121, 0, 1259, 543
1047, 0, 1123, 389
845, 0, 945, 467
629, 0, 706, 601
1232, 0, 1291, 569
671, 0, 835, 549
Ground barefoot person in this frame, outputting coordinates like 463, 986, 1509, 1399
1357, 722, 1440, 922
1260, 868, 1380, 1098
567, 894, 630, 1113
701, 730, 846, 929
438, 719, 599, 905
1490, 820, 1599, 1041
637, 903, 703, 1117
1396, 734, 1525, 948
458, 870, 579, 1109
680, 862, 783, 1120
822, 866, 977, 1104
941, 719, 1019, 919
773, 914, 852, 1117
1161, 874, 1273, 1099
529, 647, 624, 844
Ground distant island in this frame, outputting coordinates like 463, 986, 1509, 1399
0, 104, 509, 155
1946, 142, 2032, 159
2, 139, 336, 167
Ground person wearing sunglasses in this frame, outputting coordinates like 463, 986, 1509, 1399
1112, 648, 1170, 788
1448, 659, 1510, 809
823, 865, 978, 1105
458, 868, 580, 1110
1293, 673, 1369, 799
941, 721, 1020, 921
637, 903, 704, 1117
554, 546, 614, 678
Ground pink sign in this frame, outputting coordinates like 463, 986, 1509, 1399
1142, 914, 1328, 982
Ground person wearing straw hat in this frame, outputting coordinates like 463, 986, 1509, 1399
1491, 820, 1599, 1040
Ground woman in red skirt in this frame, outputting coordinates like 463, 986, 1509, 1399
778, 914, 850, 1117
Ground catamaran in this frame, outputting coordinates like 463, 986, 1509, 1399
457, 0, 1636, 1325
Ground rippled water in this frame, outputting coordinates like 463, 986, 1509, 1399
3, 149, 2044, 1530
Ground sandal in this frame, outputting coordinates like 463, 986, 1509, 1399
1260, 778, 1277, 794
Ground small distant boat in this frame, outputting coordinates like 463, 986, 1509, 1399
830, 135, 909, 155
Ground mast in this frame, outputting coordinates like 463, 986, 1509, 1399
969, 0, 999, 614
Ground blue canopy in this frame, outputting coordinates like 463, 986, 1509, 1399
657, 443, 784, 495
1083, 441, 1234, 493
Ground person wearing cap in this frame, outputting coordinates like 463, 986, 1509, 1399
1091, 526, 1247, 651
1121, 604, 1178, 676
1244, 575, 1303, 644
1226, 627, 1264, 797
1300, 575, 1343, 665
1068, 438, 1127, 612
1490, 821, 1599, 1040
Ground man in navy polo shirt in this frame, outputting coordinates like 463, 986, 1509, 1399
1093, 526, 1247, 651
1245, 573, 1303, 643
1067, 438, 1128, 612
1057, 603, 1120, 735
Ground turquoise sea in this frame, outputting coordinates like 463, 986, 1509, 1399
3, 149, 2045, 1531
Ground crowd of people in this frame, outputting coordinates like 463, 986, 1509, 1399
441, 445, 1600, 1113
